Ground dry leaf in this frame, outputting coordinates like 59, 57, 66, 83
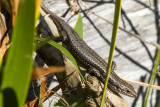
39, 77, 47, 107
25, 72, 75, 107
10, 0, 20, 26
31, 66, 65, 81
0, 14, 10, 60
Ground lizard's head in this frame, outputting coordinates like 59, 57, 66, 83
119, 84, 137, 98
108, 79, 137, 98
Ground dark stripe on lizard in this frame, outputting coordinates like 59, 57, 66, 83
41, 4, 137, 98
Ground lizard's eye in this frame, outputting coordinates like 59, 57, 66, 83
127, 90, 130, 93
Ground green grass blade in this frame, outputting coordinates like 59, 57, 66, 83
74, 13, 83, 39
36, 38, 80, 74
35, 37, 99, 106
143, 44, 160, 107
100, 0, 122, 106
0, 0, 36, 107
157, 98, 160, 107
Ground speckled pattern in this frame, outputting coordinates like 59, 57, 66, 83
40, 0, 160, 106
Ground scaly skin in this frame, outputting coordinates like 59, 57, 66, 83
41, 4, 137, 98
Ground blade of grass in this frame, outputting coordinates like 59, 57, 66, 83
35, 0, 42, 21
74, 13, 83, 39
35, 37, 99, 106
158, 98, 160, 107
100, 0, 122, 106
0, 0, 37, 107
35, 38, 80, 73
143, 43, 160, 107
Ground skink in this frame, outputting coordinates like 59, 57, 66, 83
41, 5, 137, 98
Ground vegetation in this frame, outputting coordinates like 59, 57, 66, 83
0, 0, 159, 107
